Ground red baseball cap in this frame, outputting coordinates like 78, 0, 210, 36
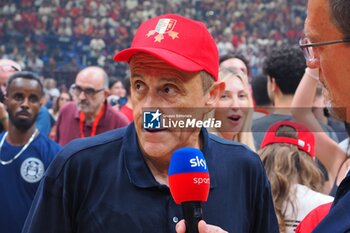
260, 121, 315, 158
114, 14, 219, 81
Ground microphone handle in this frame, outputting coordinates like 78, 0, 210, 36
181, 201, 203, 233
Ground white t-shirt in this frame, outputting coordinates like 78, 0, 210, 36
284, 184, 333, 233
339, 138, 350, 154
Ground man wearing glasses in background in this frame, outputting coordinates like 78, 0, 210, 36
297, 0, 350, 232
55, 66, 129, 146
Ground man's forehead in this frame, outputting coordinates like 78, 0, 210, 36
305, 0, 334, 38
9, 78, 41, 92
76, 71, 104, 85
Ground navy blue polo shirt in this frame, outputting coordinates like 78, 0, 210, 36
312, 172, 350, 233
22, 123, 278, 233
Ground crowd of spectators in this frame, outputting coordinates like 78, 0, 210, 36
0, 0, 306, 87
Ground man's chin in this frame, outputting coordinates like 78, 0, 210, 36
13, 122, 33, 131
77, 106, 88, 112
140, 142, 170, 159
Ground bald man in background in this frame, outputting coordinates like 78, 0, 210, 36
0, 59, 22, 131
55, 66, 129, 145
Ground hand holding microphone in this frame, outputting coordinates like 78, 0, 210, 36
169, 148, 226, 233
176, 220, 228, 233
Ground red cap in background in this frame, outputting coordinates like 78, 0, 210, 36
261, 120, 315, 158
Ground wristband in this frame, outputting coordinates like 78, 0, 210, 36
305, 67, 319, 81
0, 115, 8, 123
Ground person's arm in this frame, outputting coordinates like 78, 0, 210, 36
0, 102, 8, 131
35, 106, 52, 136
291, 68, 347, 189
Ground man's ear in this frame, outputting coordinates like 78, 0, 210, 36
268, 77, 278, 93
205, 81, 225, 108
104, 89, 110, 97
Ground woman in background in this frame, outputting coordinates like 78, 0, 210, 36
49, 91, 73, 121
49, 91, 72, 139
259, 120, 333, 233
212, 67, 255, 150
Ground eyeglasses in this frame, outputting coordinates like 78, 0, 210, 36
0, 65, 20, 72
299, 37, 350, 62
72, 85, 104, 97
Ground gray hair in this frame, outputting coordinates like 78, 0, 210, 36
330, 0, 350, 35
200, 71, 215, 93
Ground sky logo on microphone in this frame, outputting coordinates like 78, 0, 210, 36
190, 156, 207, 170
143, 109, 162, 129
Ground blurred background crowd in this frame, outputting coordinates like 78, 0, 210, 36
2, 1, 350, 233
0, 0, 305, 88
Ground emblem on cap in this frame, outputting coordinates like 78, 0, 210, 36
147, 18, 179, 42
20, 157, 45, 183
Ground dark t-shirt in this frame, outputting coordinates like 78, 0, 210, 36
0, 132, 61, 233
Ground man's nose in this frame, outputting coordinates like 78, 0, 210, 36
21, 98, 30, 108
142, 91, 162, 109
78, 91, 87, 100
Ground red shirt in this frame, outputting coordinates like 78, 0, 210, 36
295, 202, 332, 233
55, 101, 129, 146
119, 105, 133, 122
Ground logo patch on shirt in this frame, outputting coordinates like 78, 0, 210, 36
146, 18, 179, 42
20, 157, 45, 183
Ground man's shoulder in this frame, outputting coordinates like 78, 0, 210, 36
209, 133, 253, 152
208, 133, 261, 164
56, 102, 79, 125
59, 102, 77, 115
104, 103, 130, 124
62, 127, 126, 157
36, 132, 61, 150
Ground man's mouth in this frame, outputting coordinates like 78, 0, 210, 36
16, 111, 31, 118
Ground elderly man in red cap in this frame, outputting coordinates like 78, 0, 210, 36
22, 14, 278, 233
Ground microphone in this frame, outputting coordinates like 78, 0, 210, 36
168, 148, 210, 233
